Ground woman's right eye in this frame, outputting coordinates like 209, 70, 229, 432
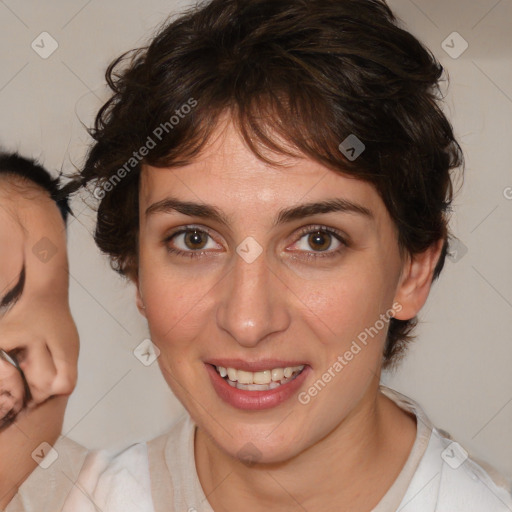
164, 227, 222, 257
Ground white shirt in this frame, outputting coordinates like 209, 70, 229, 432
62, 386, 512, 512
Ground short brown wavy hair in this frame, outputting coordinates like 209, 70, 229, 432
74, 0, 463, 369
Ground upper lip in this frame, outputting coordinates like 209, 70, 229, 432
206, 359, 308, 372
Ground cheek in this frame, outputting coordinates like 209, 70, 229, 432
138, 237, 230, 347
141, 267, 213, 352
295, 264, 393, 343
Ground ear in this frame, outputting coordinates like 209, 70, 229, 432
393, 239, 444, 321
133, 277, 147, 318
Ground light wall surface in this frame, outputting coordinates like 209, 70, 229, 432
0, 0, 510, 478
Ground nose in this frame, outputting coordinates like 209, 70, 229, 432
216, 247, 290, 348
0, 393, 15, 416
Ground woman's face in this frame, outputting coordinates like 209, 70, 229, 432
136, 118, 422, 463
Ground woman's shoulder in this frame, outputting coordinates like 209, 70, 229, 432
5, 436, 88, 512
382, 385, 512, 511
61, 441, 151, 512
429, 428, 512, 511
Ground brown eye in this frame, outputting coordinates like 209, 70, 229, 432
184, 230, 208, 250
165, 227, 221, 256
307, 231, 332, 251
287, 226, 346, 260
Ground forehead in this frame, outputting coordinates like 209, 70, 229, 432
0, 178, 67, 301
0, 195, 25, 297
0, 176, 63, 228
140, 119, 385, 220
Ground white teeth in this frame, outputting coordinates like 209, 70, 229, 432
237, 370, 253, 384
271, 368, 284, 381
215, 364, 305, 389
253, 370, 271, 385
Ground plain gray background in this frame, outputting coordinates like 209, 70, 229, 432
0, 0, 511, 478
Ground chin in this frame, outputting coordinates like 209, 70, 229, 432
212, 424, 303, 466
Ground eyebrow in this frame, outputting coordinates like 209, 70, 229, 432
0, 264, 25, 311
274, 198, 373, 225
145, 197, 373, 227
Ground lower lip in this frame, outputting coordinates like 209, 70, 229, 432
205, 363, 310, 410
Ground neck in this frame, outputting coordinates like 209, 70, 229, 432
195, 383, 417, 512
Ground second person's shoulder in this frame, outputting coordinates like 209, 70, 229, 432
61, 438, 154, 512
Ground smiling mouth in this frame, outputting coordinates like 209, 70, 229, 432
213, 364, 306, 391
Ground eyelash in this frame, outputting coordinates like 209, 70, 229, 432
163, 224, 348, 260
291, 225, 348, 260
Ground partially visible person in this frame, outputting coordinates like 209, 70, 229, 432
0, 152, 78, 410
0, 152, 86, 512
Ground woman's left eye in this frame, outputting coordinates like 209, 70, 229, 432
288, 228, 346, 257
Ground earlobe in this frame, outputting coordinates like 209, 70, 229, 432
393, 239, 444, 321
135, 282, 147, 318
